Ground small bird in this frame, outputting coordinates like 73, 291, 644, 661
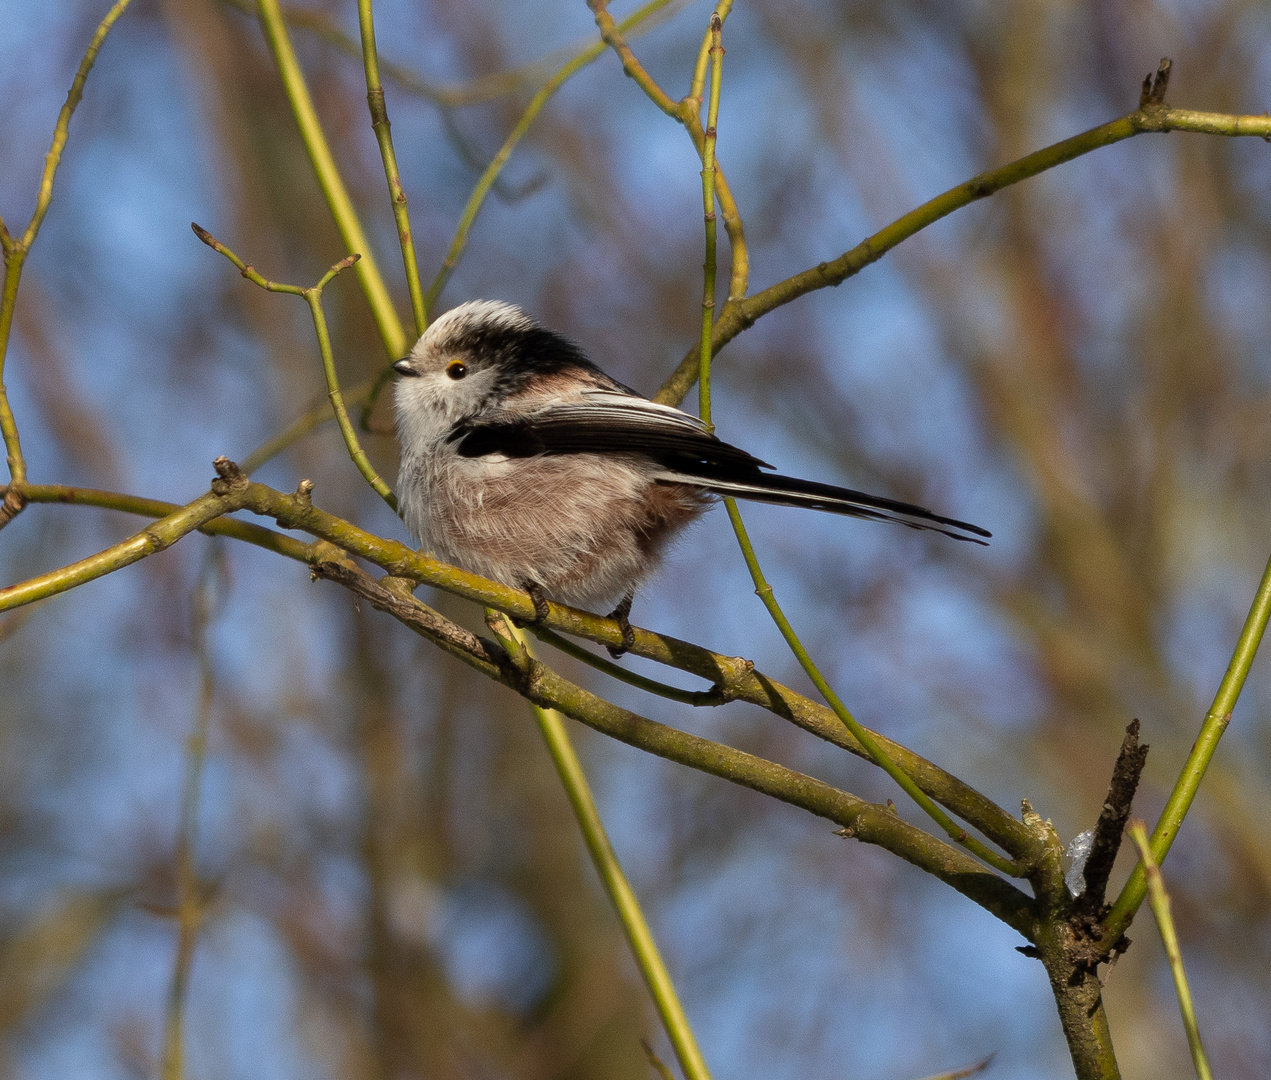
393, 301, 989, 653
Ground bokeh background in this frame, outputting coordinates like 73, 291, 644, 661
3, 1, 1271, 1077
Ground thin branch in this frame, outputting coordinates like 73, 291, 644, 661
654, 74, 1271, 406
1127, 822, 1213, 1080
531, 624, 734, 706
0, 0, 135, 500
1103, 550, 1271, 943
161, 551, 224, 1080
357, 0, 426, 339
589, 0, 748, 303
913, 1057, 995, 1080
13, 483, 312, 561
192, 224, 397, 509
254, 0, 408, 360
0, 459, 250, 614
696, 13, 722, 430
506, 622, 713, 1080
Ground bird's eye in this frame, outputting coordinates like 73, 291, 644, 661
446, 360, 468, 380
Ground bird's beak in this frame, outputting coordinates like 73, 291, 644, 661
392, 358, 417, 376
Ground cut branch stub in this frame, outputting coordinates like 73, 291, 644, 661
1140, 57, 1172, 108
1076, 719, 1149, 918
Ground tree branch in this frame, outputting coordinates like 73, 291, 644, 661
6, 469, 1039, 865
311, 559, 1038, 936
0, 459, 251, 613
655, 75, 1271, 405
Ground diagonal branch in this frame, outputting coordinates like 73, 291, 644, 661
7, 469, 1036, 864
311, 559, 1038, 936
228, 473, 1038, 862
0, 0, 135, 507
0, 459, 251, 614
655, 68, 1271, 405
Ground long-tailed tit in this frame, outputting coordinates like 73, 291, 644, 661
393, 301, 989, 652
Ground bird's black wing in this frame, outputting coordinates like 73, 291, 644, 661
449, 390, 990, 544
447, 390, 772, 471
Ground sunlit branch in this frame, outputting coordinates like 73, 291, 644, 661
0, 0, 135, 515
1103, 550, 1271, 943
0, 463, 250, 614
500, 622, 713, 1080
312, 561, 1039, 935
1126, 823, 1213, 1080
357, 0, 426, 338
6, 472, 1038, 862
14, 483, 310, 561
655, 68, 1271, 406
589, 0, 748, 303
254, 0, 408, 360
192, 224, 397, 509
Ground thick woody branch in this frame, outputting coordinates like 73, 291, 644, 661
312, 559, 1037, 936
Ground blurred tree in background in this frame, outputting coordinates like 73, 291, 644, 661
2, 1, 1271, 1078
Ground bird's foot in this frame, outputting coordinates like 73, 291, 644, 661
606, 594, 636, 659
513, 581, 551, 627
521, 581, 551, 622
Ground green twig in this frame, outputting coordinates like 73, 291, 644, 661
12, 483, 311, 561
0, 460, 250, 614
498, 623, 713, 1080
697, 14, 723, 430
161, 550, 224, 1080
192, 224, 397, 510
655, 82, 1271, 406
0, 0, 134, 507
357, 0, 426, 339
1126, 822, 1212, 1080
1103, 550, 1271, 942
689, 16, 1014, 875
721, 500, 1017, 876
421, 0, 677, 317
531, 624, 731, 706
589, 0, 747, 304
254, 0, 407, 360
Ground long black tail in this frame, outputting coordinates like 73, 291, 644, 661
672, 469, 991, 545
